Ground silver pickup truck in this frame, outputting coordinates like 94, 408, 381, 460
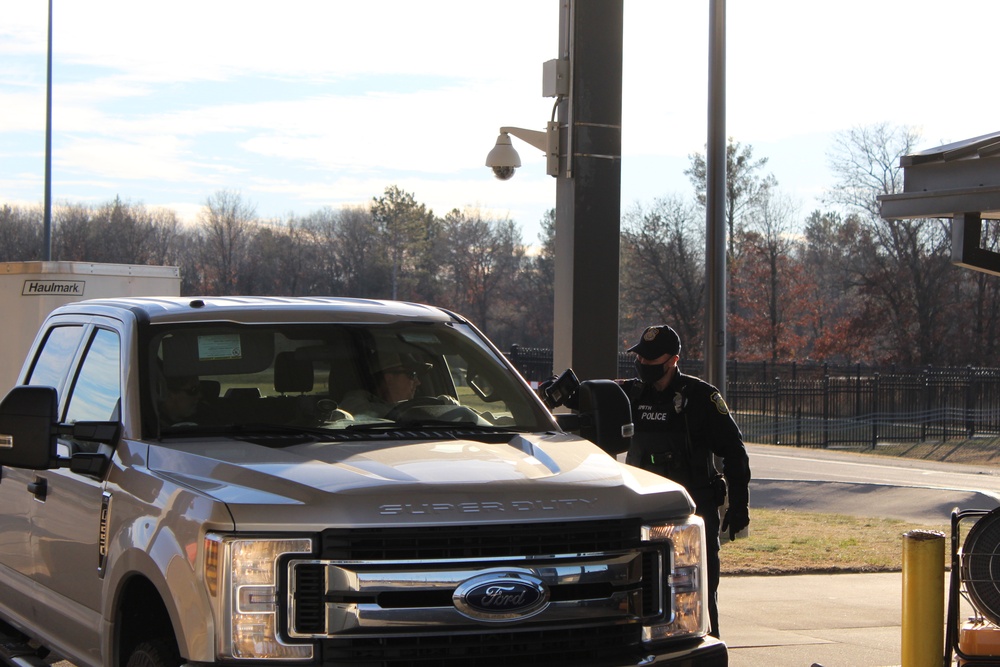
0, 297, 726, 666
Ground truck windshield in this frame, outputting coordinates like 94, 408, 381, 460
146, 321, 555, 437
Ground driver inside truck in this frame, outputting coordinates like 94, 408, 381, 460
340, 352, 432, 418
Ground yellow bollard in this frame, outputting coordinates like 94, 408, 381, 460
901, 529, 945, 667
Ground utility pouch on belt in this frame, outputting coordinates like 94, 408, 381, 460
649, 441, 686, 471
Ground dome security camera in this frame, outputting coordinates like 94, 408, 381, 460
485, 133, 521, 181
491, 165, 517, 181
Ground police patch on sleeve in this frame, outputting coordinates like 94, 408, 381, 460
710, 391, 730, 415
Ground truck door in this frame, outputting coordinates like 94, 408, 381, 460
28, 325, 121, 660
0, 324, 87, 613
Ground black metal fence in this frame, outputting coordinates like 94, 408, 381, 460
505, 346, 1000, 449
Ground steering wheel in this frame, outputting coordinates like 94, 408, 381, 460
384, 396, 451, 421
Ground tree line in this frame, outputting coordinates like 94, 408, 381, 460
621, 122, 1000, 368
0, 186, 553, 352
2, 122, 999, 367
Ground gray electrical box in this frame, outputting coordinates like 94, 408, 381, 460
542, 59, 569, 98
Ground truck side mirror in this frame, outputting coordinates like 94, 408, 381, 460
0, 386, 59, 470
575, 380, 634, 456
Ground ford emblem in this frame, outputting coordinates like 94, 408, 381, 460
453, 570, 549, 622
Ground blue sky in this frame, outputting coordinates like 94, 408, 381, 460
4, 1, 1000, 244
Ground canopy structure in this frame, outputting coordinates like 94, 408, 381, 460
879, 131, 1000, 275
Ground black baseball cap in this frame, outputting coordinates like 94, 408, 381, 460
628, 325, 681, 359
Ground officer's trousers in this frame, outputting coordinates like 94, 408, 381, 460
691, 490, 722, 638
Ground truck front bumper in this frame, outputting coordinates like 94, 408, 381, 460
617, 635, 728, 666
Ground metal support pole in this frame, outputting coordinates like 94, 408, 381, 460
900, 529, 945, 667
43, 0, 53, 261
552, 0, 623, 380
705, 0, 727, 393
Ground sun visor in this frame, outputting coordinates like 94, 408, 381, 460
160, 329, 275, 377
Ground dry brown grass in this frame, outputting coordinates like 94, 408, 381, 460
862, 438, 1000, 467
721, 508, 949, 576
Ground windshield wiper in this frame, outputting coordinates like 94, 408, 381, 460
161, 422, 338, 439
345, 420, 524, 433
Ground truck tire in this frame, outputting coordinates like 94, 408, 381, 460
124, 639, 180, 667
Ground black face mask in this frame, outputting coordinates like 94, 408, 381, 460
635, 358, 666, 384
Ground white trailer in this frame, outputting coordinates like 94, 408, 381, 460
0, 261, 180, 394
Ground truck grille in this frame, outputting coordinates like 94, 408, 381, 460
289, 519, 666, 666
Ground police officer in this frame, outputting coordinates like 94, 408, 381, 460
619, 325, 751, 638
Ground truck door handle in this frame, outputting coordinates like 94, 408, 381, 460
27, 478, 47, 501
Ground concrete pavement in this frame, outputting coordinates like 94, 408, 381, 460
721, 571, 909, 667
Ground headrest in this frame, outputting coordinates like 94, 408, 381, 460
274, 352, 314, 394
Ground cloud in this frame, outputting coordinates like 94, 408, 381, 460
4, 0, 1000, 244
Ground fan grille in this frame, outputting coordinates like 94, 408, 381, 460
962, 508, 1000, 626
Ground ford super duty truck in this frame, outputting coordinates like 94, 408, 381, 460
0, 296, 726, 666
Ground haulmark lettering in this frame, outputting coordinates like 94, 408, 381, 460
22, 281, 85, 296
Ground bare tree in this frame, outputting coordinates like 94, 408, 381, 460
687, 139, 779, 356
826, 123, 915, 219
619, 196, 705, 356
53, 203, 93, 261
197, 190, 257, 295
800, 210, 875, 362
508, 209, 557, 348
686, 138, 778, 262
244, 219, 320, 296
297, 208, 347, 295
730, 192, 809, 361
145, 207, 182, 267
333, 205, 387, 298
439, 207, 524, 338
0, 204, 43, 261
826, 122, 954, 364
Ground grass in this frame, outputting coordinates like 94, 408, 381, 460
863, 437, 1000, 467
721, 508, 949, 576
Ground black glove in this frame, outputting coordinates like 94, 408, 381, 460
539, 368, 580, 410
721, 505, 749, 540
537, 375, 560, 409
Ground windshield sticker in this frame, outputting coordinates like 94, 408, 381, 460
198, 334, 243, 360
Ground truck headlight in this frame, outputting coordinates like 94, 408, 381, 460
205, 534, 314, 661
642, 516, 709, 641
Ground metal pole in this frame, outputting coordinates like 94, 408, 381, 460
705, 0, 727, 392
552, 0, 623, 381
900, 530, 945, 666
43, 0, 53, 261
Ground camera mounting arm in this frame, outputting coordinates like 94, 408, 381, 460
500, 127, 548, 152
486, 122, 560, 179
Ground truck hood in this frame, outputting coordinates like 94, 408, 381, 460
146, 432, 693, 529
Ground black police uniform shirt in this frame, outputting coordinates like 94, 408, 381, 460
621, 371, 750, 511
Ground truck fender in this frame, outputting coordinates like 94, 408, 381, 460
102, 497, 231, 664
